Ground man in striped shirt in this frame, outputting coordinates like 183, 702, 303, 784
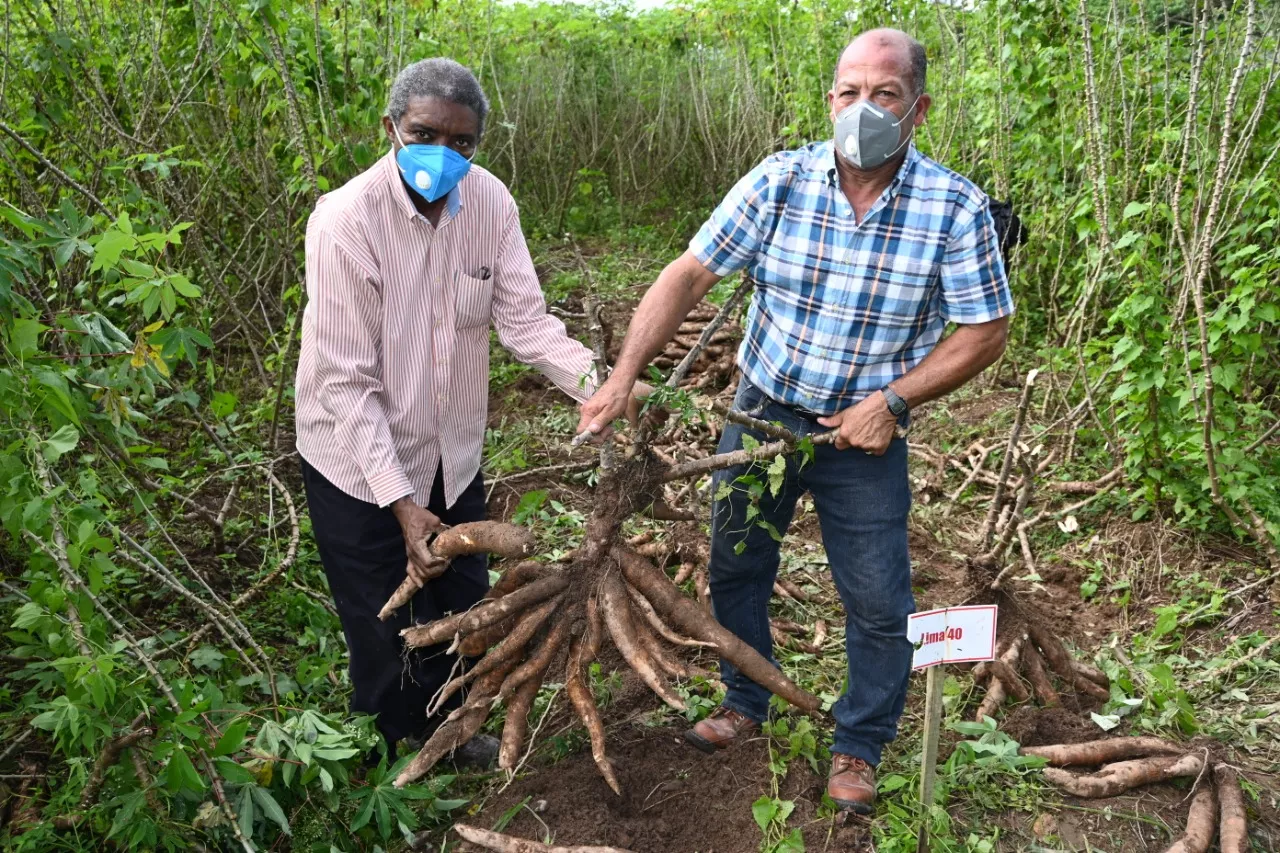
295, 58, 639, 765
578, 30, 1013, 812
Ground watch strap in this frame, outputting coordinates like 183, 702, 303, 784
880, 385, 909, 417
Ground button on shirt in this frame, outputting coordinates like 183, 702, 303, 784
296, 151, 595, 509
690, 142, 1014, 416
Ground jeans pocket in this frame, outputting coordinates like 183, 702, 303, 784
733, 378, 767, 416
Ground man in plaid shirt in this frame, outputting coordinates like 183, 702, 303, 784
578, 29, 1013, 813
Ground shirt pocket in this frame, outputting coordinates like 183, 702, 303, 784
453, 271, 494, 329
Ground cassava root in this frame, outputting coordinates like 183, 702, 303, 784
1162, 781, 1217, 853
1042, 753, 1204, 798
454, 823, 635, 852
379, 522, 536, 621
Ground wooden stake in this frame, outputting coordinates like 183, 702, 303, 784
916, 664, 945, 853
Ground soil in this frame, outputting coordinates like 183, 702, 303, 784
1002, 705, 1109, 748
456, 721, 866, 853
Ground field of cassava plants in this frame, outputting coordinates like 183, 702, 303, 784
1, 0, 1279, 850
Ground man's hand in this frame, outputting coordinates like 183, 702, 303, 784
575, 378, 648, 441
391, 496, 443, 583
816, 392, 898, 454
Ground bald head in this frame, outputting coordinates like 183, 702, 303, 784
834, 29, 927, 98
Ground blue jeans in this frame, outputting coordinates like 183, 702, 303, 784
709, 380, 914, 766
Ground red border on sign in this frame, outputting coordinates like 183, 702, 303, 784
908, 605, 998, 670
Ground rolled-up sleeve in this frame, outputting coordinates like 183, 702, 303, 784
938, 200, 1015, 324
307, 226, 413, 507
491, 207, 596, 401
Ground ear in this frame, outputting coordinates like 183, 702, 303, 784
913, 94, 932, 127
826, 88, 837, 122
381, 115, 397, 147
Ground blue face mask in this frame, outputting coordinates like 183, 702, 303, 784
392, 124, 473, 203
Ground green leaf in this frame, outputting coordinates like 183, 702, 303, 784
774, 827, 805, 853
878, 773, 910, 792
250, 786, 291, 835
169, 273, 202, 298
31, 367, 81, 425
376, 790, 392, 837
160, 284, 177, 319
310, 745, 360, 761
142, 287, 162, 319
107, 790, 148, 840
1122, 201, 1151, 220
12, 601, 46, 630
90, 229, 134, 272
767, 454, 786, 497
512, 489, 549, 526
41, 425, 80, 462
752, 795, 778, 832
237, 785, 255, 840
214, 758, 255, 784
214, 718, 250, 756
165, 747, 206, 793
1151, 606, 1180, 640
349, 791, 375, 832
10, 318, 45, 358
211, 391, 239, 418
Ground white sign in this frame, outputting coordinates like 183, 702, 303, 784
907, 605, 998, 670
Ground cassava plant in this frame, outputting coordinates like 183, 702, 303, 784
386, 297, 828, 792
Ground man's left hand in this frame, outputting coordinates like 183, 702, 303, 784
816, 393, 898, 454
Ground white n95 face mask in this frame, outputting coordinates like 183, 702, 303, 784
834, 95, 920, 170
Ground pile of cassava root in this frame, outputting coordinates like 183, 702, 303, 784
614, 301, 741, 391
971, 621, 1111, 722
1021, 738, 1251, 852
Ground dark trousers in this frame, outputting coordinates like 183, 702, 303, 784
708, 380, 915, 766
300, 458, 489, 749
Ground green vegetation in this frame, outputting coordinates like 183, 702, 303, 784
1, 0, 1277, 850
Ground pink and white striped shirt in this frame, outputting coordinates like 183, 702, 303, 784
295, 151, 595, 508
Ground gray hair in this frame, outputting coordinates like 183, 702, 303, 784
834, 31, 928, 98
386, 58, 490, 136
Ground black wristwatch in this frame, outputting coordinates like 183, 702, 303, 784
880, 385, 909, 417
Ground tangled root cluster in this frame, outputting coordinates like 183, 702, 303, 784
388, 455, 818, 790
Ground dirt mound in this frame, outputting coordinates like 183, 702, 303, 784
457, 723, 849, 853
1003, 705, 1106, 748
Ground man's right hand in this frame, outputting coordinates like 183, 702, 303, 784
576, 377, 636, 440
391, 496, 443, 583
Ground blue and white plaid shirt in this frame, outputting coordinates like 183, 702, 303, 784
690, 141, 1014, 416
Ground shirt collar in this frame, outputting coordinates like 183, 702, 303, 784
823, 140, 921, 200
383, 149, 464, 222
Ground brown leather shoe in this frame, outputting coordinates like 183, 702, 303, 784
684, 706, 760, 753
828, 753, 876, 814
